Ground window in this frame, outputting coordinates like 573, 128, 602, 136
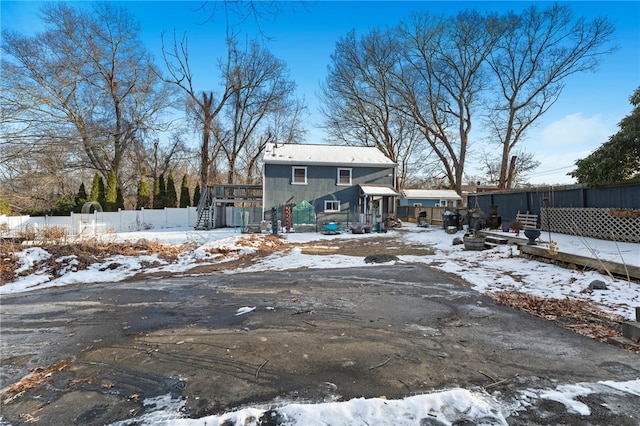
292, 166, 307, 184
324, 200, 340, 212
337, 168, 352, 185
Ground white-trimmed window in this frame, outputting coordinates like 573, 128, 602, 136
292, 166, 307, 184
324, 200, 340, 212
337, 168, 352, 185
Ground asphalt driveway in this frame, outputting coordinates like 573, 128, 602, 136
1, 265, 639, 425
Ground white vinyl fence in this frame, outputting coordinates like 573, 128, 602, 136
0, 207, 199, 237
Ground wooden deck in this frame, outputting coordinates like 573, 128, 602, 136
518, 244, 640, 280
477, 230, 640, 281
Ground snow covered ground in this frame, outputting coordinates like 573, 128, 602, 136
2, 224, 639, 425
4, 224, 638, 320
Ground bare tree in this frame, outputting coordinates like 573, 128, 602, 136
243, 98, 307, 183
162, 29, 305, 187
162, 31, 233, 187
479, 149, 541, 187
1, 3, 176, 201
320, 29, 426, 190
197, 1, 304, 38
486, 3, 615, 188
218, 38, 302, 184
161, 0, 307, 188
0, 136, 82, 212
393, 10, 504, 195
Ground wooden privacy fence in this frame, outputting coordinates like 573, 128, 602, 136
397, 206, 449, 226
541, 207, 640, 243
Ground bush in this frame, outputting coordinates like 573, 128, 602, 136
0, 197, 11, 215
40, 226, 68, 244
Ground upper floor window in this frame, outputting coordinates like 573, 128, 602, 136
292, 166, 307, 184
337, 168, 352, 185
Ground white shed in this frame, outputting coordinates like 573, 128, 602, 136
400, 189, 462, 207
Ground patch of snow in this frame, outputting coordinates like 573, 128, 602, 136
599, 379, 640, 396
108, 388, 508, 426
539, 384, 594, 415
234, 306, 256, 316
13, 247, 51, 275
106, 379, 640, 425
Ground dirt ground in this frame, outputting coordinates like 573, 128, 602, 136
1, 232, 639, 425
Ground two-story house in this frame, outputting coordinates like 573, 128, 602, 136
262, 143, 398, 229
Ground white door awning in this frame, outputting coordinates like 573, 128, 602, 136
359, 185, 399, 197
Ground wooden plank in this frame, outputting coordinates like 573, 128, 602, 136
477, 231, 522, 245
519, 244, 640, 280
485, 236, 508, 244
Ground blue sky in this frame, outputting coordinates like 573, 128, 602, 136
2, 1, 639, 185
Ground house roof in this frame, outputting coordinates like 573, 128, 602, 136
263, 143, 396, 167
360, 185, 399, 197
401, 189, 462, 200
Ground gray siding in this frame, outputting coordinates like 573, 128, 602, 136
264, 163, 394, 215
467, 182, 640, 224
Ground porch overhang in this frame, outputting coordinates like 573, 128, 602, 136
359, 185, 399, 197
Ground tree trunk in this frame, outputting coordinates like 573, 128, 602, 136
506, 155, 517, 189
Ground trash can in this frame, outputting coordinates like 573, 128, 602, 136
442, 211, 460, 230
417, 211, 428, 227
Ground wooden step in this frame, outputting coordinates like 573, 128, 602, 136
608, 336, 640, 350
485, 235, 509, 245
622, 321, 640, 340
610, 309, 640, 350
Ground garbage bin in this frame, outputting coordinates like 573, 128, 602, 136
442, 211, 460, 230
417, 211, 428, 227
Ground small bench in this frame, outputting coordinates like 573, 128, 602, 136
516, 212, 538, 229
